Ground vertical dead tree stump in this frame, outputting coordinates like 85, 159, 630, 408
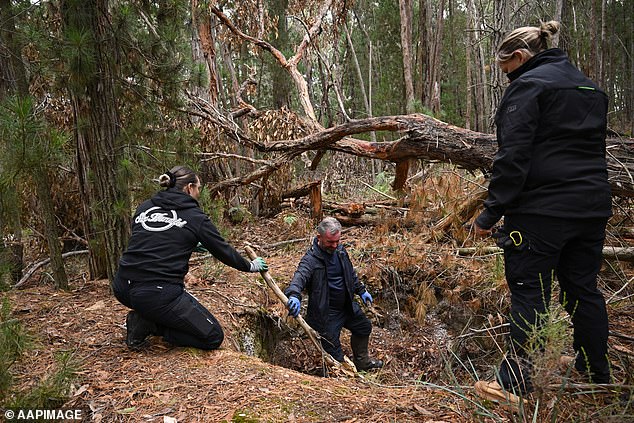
309, 182, 322, 220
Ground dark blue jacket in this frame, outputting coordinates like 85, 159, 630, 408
284, 238, 368, 333
476, 48, 612, 229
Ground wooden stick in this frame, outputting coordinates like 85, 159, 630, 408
244, 245, 343, 369
13, 250, 89, 289
457, 246, 634, 262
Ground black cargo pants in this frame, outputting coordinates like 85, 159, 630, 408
317, 301, 372, 362
500, 214, 610, 387
112, 275, 224, 350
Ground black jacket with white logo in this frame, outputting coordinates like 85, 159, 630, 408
117, 188, 250, 283
476, 48, 612, 229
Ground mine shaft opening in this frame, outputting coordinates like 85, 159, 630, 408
233, 266, 489, 381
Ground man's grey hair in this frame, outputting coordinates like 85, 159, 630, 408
317, 217, 342, 235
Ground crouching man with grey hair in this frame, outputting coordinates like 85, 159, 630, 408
284, 217, 383, 371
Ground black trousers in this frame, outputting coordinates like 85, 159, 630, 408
112, 274, 224, 350
502, 214, 610, 384
318, 301, 372, 362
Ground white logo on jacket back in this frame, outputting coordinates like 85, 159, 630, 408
135, 206, 187, 232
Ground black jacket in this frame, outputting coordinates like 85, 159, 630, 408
284, 238, 368, 333
117, 188, 250, 283
476, 48, 612, 230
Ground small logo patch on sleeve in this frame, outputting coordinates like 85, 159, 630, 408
507, 104, 517, 113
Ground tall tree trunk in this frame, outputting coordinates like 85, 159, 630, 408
269, 0, 292, 108
465, 3, 473, 131
552, 0, 564, 48
425, 0, 445, 115
596, 0, 606, 88
399, 0, 415, 114
191, 0, 218, 105
62, 0, 130, 282
33, 169, 68, 290
0, 0, 26, 284
466, 0, 488, 132
416, 0, 428, 105
488, 0, 510, 127
0, 0, 27, 96
345, 23, 370, 118
588, 0, 598, 81
631, 0, 634, 136
344, 17, 378, 174
349, 10, 381, 182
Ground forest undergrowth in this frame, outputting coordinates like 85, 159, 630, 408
1, 169, 633, 422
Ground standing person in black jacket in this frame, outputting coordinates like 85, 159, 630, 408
472, 21, 612, 405
284, 217, 383, 372
112, 165, 268, 350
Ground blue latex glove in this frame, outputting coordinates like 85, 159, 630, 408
287, 296, 301, 317
360, 291, 373, 305
249, 257, 268, 272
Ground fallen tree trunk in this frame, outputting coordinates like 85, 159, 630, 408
190, 105, 634, 198
327, 114, 634, 198
457, 245, 634, 262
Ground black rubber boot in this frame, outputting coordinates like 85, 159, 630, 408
126, 311, 157, 350
350, 334, 383, 371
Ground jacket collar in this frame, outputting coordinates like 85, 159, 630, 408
507, 48, 567, 82
310, 236, 341, 260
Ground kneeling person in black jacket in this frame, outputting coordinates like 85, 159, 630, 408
112, 165, 267, 350
285, 217, 383, 371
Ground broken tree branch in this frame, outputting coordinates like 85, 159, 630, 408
13, 250, 89, 289
457, 245, 634, 262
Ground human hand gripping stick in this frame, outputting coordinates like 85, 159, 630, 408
249, 257, 268, 272
287, 296, 301, 317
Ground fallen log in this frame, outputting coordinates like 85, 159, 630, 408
189, 101, 634, 199
457, 246, 634, 262
281, 181, 321, 199
601, 246, 634, 262
330, 115, 634, 198
280, 181, 323, 219
333, 214, 381, 226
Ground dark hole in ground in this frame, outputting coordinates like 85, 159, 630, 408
234, 266, 496, 385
